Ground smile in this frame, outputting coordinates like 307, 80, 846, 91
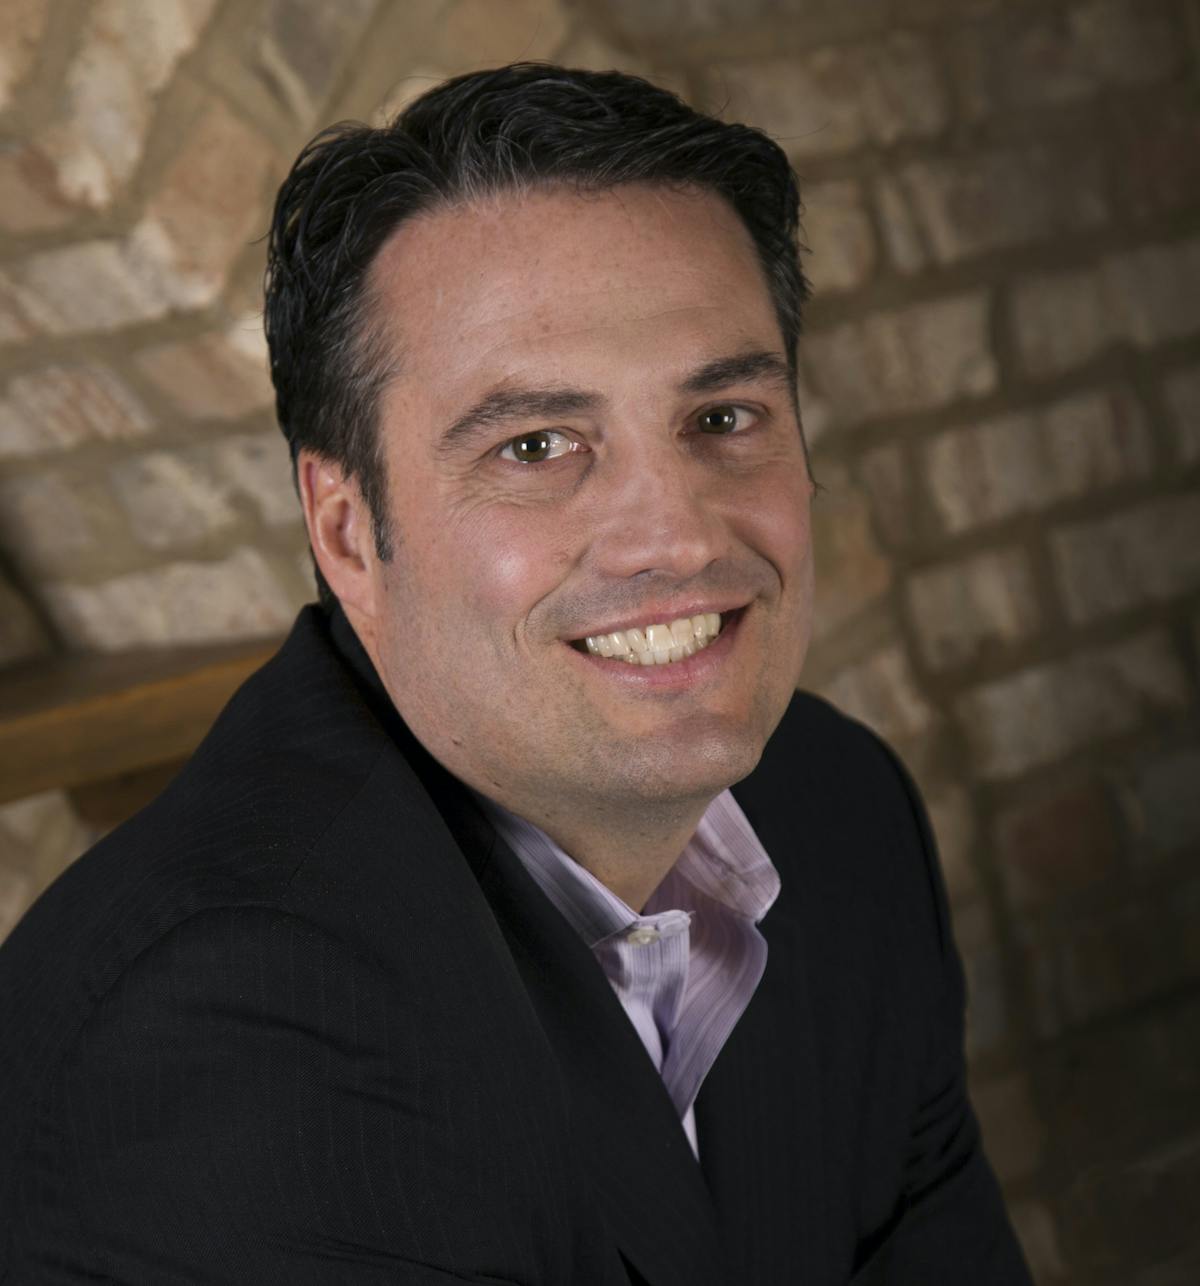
572, 612, 728, 666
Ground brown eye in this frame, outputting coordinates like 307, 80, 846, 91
697, 406, 741, 434
500, 429, 577, 463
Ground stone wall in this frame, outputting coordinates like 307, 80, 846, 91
2, 1, 1198, 1280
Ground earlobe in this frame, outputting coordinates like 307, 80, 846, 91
297, 451, 377, 620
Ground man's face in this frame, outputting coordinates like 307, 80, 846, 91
358, 184, 814, 827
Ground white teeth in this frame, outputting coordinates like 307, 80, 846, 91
645, 623, 673, 651
577, 611, 728, 666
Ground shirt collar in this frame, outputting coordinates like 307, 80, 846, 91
472, 789, 780, 951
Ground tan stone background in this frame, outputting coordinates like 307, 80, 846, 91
2, 0, 1199, 1280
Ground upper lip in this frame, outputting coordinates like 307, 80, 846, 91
565, 601, 748, 640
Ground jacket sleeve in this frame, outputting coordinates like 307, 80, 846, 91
15, 905, 519, 1286
852, 746, 1033, 1286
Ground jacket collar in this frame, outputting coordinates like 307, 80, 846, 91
319, 605, 729, 1286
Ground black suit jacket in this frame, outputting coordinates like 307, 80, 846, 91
0, 606, 1030, 1285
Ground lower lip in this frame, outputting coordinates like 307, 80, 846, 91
563, 610, 743, 691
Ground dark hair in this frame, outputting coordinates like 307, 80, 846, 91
264, 62, 809, 611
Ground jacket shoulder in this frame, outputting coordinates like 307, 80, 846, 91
0, 610, 397, 1088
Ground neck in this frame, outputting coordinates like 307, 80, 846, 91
518, 794, 711, 911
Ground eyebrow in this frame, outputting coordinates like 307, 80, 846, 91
436, 348, 793, 457
678, 349, 793, 396
437, 388, 602, 457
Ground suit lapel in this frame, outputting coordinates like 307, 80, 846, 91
324, 607, 739, 1285
442, 786, 728, 1286
693, 706, 832, 1283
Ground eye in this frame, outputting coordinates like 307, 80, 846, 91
694, 404, 755, 434
498, 429, 581, 463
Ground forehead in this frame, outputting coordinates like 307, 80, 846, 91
365, 184, 782, 402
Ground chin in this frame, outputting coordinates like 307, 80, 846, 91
624, 725, 767, 803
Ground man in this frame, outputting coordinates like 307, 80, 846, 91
0, 65, 1030, 1284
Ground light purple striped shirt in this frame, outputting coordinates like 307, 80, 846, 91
474, 789, 780, 1158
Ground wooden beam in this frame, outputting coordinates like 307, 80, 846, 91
0, 638, 281, 806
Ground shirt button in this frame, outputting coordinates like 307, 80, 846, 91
625, 926, 660, 946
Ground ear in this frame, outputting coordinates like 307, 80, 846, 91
296, 450, 379, 622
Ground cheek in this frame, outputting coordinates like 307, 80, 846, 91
738, 471, 814, 579
446, 506, 577, 622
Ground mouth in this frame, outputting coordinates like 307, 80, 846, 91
569, 609, 742, 667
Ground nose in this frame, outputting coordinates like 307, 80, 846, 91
585, 441, 731, 583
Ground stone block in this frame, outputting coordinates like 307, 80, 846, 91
135, 322, 273, 421
1031, 890, 1197, 1034
819, 644, 934, 743
605, 0, 890, 44
109, 449, 237, 551
994, 779, 1121, 908
874, 176, 928, 275
134, 98, 276, 310
926, 784, 979, 905
972, 1072, 1044, 1183
894, 0, 998, 16
44, 547, 299, 649
434, 0, 569, 68
0, 0, 52, 111
0, 270, 37, 345
963, 941, 1008, 1060
1040, 994, 1200, 1165
0, 145, 76, 234
957, 629, 1190, 779
257, 0, 375, 121
5, 236, 175, 335
895, 142, 1108, 265
38, 0, 219, 209
1104, 237, 1200, 348
1059, 1104, 1200, 1275
1163, 364, 1200, 465
211, 432, 298, 526
796, 369, 836, 449
1014, 237, 1200, 377
801, 180, 876, 295
0, 574, 50, 667
805, 292, 995, 426
1008, 1201, 1067, 1283
0, 863, 33, 945
810, 463, 892, 639
924, 386, 1153, 534
0, 471, 128, 579
0, 363, 153, 459
856, 443, 912, 548
950, 0, 1181, 120
1122, 747, 1200, 859
906, 547, 1040, 670
1010, 265, 1114, 378
1113, 91, 1200, 224
0, 789, 96, 918
711, 33, 947, 162
1052, 494, 1200, 624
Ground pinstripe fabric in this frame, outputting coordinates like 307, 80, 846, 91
0, 605, 1032, 1285
475, 791, 779, 1158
